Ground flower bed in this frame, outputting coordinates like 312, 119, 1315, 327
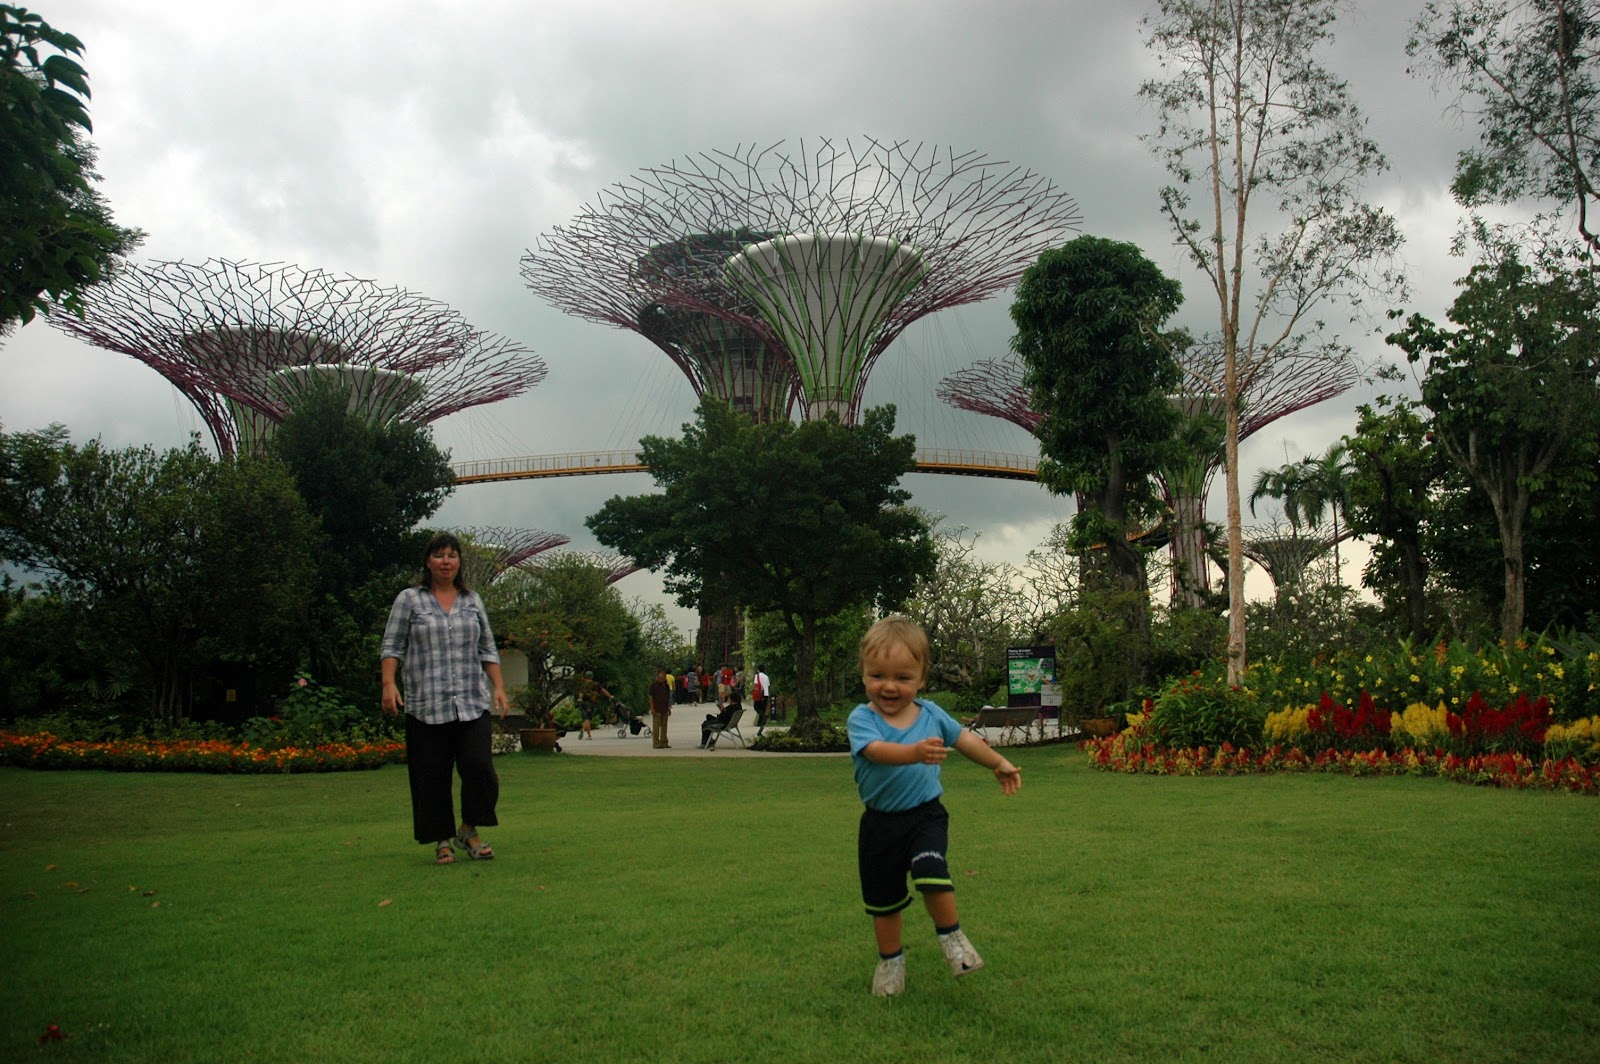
0, 730, 406, 773
1082, 730, 1600, 796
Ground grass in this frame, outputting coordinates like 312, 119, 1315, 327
2, 747, 1597, 1063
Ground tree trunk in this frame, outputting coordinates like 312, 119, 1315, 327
790, 612, 824, 737
1401, 540, 1429, 645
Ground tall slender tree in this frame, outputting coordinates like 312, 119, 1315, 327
1140, 0, 1404, 681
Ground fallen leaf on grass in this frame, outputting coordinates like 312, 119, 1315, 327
378, 899, 392, 907
45, 864, 57, 872
964, 869, 980, 877
151, 901, 160, 908
142, 890, 157, 896
63, 881, 78, 888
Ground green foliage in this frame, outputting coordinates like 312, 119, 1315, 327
899, 520, 1040, 697
1010, 235, 1184, 594
1387, 246, 1600, 640
1147, 671, 1265, 750
744, 602, 872, 711
0, 4, 142, 330
482, 554, 642, 717
747, 724, 849, 753
1408, 0, 1600, 255
237, 672, 392, 748
588, 397, 932, 722
1145, 604, 1227, 681
266, 385, 454, 699
1046, 589, 1153, 717
0, 426, 319, 723
1342, 391, 1446, 643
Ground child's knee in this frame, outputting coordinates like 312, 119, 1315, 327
909, 849, 953, 893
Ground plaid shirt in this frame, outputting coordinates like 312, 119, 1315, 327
380, 587, 501, 725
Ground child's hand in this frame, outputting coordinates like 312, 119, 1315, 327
994, 760, 1021, 795
914, 736, 949, 764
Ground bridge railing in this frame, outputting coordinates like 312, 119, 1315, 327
451, 447, 1039, 483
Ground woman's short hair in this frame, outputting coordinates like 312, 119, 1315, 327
416, 532, 468, 591
858, 615, 929, 682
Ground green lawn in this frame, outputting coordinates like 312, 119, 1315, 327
2, 747, 1597, 1063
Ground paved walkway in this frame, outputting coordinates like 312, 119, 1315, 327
526, 714, 830, 758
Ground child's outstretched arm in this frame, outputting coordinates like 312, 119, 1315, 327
953, 730, 1022, 794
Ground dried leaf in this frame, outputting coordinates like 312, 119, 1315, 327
378, 898, 392, 907
142, 889, 156, 896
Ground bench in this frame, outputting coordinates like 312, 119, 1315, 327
963, 706, 1040, 745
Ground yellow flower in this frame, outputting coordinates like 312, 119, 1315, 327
1410, 674, 1421, 683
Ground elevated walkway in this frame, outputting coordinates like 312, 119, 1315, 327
453, 447, 1039, 484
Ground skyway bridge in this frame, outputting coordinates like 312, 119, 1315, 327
452, 448, 1041, 485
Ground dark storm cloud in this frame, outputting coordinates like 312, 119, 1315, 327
3, 0, 1487, 623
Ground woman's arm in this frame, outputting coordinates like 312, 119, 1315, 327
483, 661, 509, 717
380, 657, 403, 715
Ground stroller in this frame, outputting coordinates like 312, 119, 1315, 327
614, 700, 651, 739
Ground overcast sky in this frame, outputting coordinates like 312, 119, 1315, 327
2, 0, 1488, 633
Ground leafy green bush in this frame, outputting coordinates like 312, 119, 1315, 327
1147, 673, 1264, 749
749, 724, 849, 753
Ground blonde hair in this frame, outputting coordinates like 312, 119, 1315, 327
859, 615, 929, 682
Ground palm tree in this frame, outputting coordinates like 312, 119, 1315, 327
1250, 442, 1355, 589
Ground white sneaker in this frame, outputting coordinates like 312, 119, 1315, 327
871, 953, 906, 996
938, 930, 985, 977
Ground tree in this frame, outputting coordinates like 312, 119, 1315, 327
482, 553, 642, 717
1387, 248, 1600, 640
0, 5, 141, 332
1141, 0, 1405, 682
587, 398, 934, 730
1341, 393, 1446, 644
1409, 0, 1600, 258
0, 428, 319, 723
899, 522, 1029, 696
266, 384, 455, 693
1010, 236, 1187, 599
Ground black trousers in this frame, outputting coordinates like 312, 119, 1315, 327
405, 713, 499, 844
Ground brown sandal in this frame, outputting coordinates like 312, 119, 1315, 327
434, 842, 456, 865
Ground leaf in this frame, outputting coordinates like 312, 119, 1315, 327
378, 898, 392, 907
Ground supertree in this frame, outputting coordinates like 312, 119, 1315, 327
1242, 518, 1349, 604
937, 346, 1358, 605
453, 527, 570, 589
50, 259, 547, 457
521, 549, 641, 586
523, 137, 1081, 423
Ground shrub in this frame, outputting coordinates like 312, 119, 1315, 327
1147, 673, 1263, 750
749, 724, 849, 753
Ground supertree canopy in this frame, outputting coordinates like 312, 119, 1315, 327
937, 345, 1359, 605
50, 259, 547, 457
521, 548, 641, 586
523, 137, 1081, 422
935, 353, 1042, 435
632, 230, 799, 423
453, 526, 570, 589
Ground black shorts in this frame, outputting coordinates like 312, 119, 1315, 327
858, 798, 952, 915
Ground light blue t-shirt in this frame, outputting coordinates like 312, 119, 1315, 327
848, 698, 964, 812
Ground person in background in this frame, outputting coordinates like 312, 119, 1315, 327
649, 667, 673, 749
577, 671, 612, 741
685, 667, 700, 705
381, 532, 509, 865
750, 665, 773, 735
